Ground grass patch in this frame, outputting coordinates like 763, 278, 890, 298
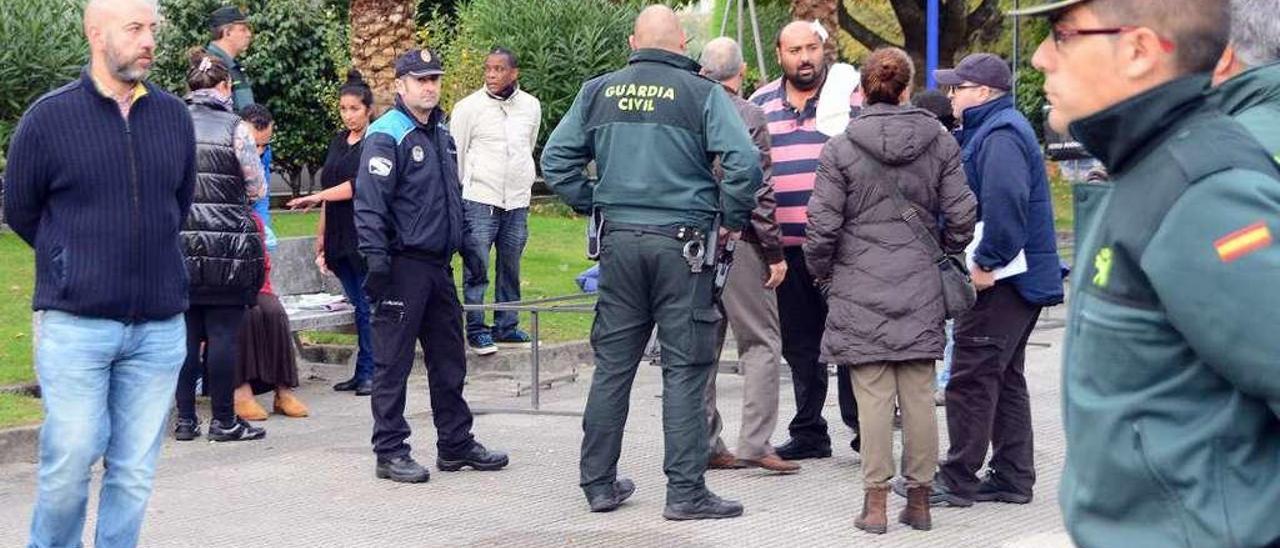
0, 392, 43, 429
0, 233, 36, 386
282, 202, 595, 344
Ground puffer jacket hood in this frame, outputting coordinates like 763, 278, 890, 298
845, 103, 943, 166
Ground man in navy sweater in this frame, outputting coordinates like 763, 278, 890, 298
4, 1, 196, 546
894, 53, 1064, 508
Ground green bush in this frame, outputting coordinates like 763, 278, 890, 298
0, 0, 86, 169
440, 0, 641, 150
153, 0, 349, 174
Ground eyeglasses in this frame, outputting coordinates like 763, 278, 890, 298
946, 84, 983, 96
1050, 25, 1176, 52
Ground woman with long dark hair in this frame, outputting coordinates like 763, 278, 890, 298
287, 69, 377, 395
174, 48, 267, 442
804, 47, 977, 534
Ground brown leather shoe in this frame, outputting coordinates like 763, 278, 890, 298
855, 486, 889, 534
739, 454, 801, 473
899, 484, 933, 531
234, 398, 269, 421
708, 452, 745, 470
273, 392, 309, 418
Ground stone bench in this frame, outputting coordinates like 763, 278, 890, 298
270, 236, 354, 337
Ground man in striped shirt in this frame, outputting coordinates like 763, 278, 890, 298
749, 20, 864, 461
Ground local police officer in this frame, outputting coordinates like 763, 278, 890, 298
1014, 0, 1280, 546
541, 5, 762, 520
355, 49, 509, 484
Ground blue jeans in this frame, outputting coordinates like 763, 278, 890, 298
29, 311, 186, 548
461, 200, 528, 339
329, 255, 375, 382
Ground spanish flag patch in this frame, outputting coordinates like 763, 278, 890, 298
1215, 221, 1273, 263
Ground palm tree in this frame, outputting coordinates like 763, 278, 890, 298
349, 0, 418, 114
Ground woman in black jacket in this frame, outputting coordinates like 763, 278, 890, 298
173, 48, 267, 442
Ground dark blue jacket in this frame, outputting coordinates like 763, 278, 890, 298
959, 95, 1063, 306
354, 98, 463, 271
4, 70, 196, 322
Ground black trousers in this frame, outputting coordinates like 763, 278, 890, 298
370, 255, 476, 459
939, 282, 1041, 497
776, 247, 858, 449
177, 304, 246, 424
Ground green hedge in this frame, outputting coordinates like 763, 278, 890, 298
0, 0, 85, 170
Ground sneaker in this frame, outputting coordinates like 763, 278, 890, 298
892, 476, 973, 507
587, 478, 636, 512
467, 333, 499, 356
973, 472, 1033, 504
207, 417, 266, 442
663, 492, 744, 520
493, 329, 532, 346
174, 418, 200, 441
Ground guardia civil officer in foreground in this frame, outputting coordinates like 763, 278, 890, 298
541, 5, 762, 520
354, 49, 509, 484
1014, 0, 1280, 546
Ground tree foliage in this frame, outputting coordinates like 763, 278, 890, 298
153, 0, 349, 173
0, 0, 85, 169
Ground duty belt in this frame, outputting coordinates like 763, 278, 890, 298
606, 222, 708, 272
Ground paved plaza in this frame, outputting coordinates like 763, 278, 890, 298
0, 305, 1075, 547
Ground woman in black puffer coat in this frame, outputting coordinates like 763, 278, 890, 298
173, 48, 266, 443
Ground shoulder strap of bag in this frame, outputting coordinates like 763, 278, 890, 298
881, 173, 946, 262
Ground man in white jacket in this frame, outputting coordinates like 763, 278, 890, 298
450, 47, 542, 355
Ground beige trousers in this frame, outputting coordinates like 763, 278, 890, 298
849, 360, 938, 488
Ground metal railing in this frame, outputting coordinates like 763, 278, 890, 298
462, 293, 595, 413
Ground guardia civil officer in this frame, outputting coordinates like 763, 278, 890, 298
354, 49, 509, 484
1013, 0, 1280, 545
541, 5, 762, 520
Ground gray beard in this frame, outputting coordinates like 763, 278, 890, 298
106, 49, 148, 84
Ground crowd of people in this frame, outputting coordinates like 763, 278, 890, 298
4, 0, 1280, 546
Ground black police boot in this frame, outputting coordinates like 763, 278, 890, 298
437, 442, 509, 472
376, 455, 430, 483
663, 492, 745, 521
587, 478, 636, 513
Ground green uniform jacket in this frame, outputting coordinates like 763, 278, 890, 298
1062, 75, 1280, 548
540, 48, 761, 231
1213, 61, 1280, 160
206, 42, 254, 112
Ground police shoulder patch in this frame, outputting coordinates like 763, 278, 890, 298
368, 156, 393, 177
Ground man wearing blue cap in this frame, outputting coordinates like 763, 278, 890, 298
894, 52, 1064, 508
1013, 0, 1280, 546
355, 48, 509, 484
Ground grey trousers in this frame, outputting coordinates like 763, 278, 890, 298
704, 242, 784, 461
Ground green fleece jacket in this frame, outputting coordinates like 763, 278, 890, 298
540, 48, 761, 231
1063, 75, 1280, 548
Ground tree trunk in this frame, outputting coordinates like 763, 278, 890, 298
839, 0, 1004, 87
350, 0, 418, 115
791, 0, 841, 63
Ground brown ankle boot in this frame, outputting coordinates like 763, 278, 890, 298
899, 485, 933, 531
855, 486, 889, 534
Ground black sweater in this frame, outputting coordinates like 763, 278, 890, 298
4, 70, 197, 322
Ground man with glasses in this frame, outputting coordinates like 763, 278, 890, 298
1013, 0, 1280, 546
896, 52, 1064, 508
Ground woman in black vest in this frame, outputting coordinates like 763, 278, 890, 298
173, 48, 267, 442
287, 70, 376, 395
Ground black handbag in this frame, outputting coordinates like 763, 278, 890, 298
880, 174, 977, 319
